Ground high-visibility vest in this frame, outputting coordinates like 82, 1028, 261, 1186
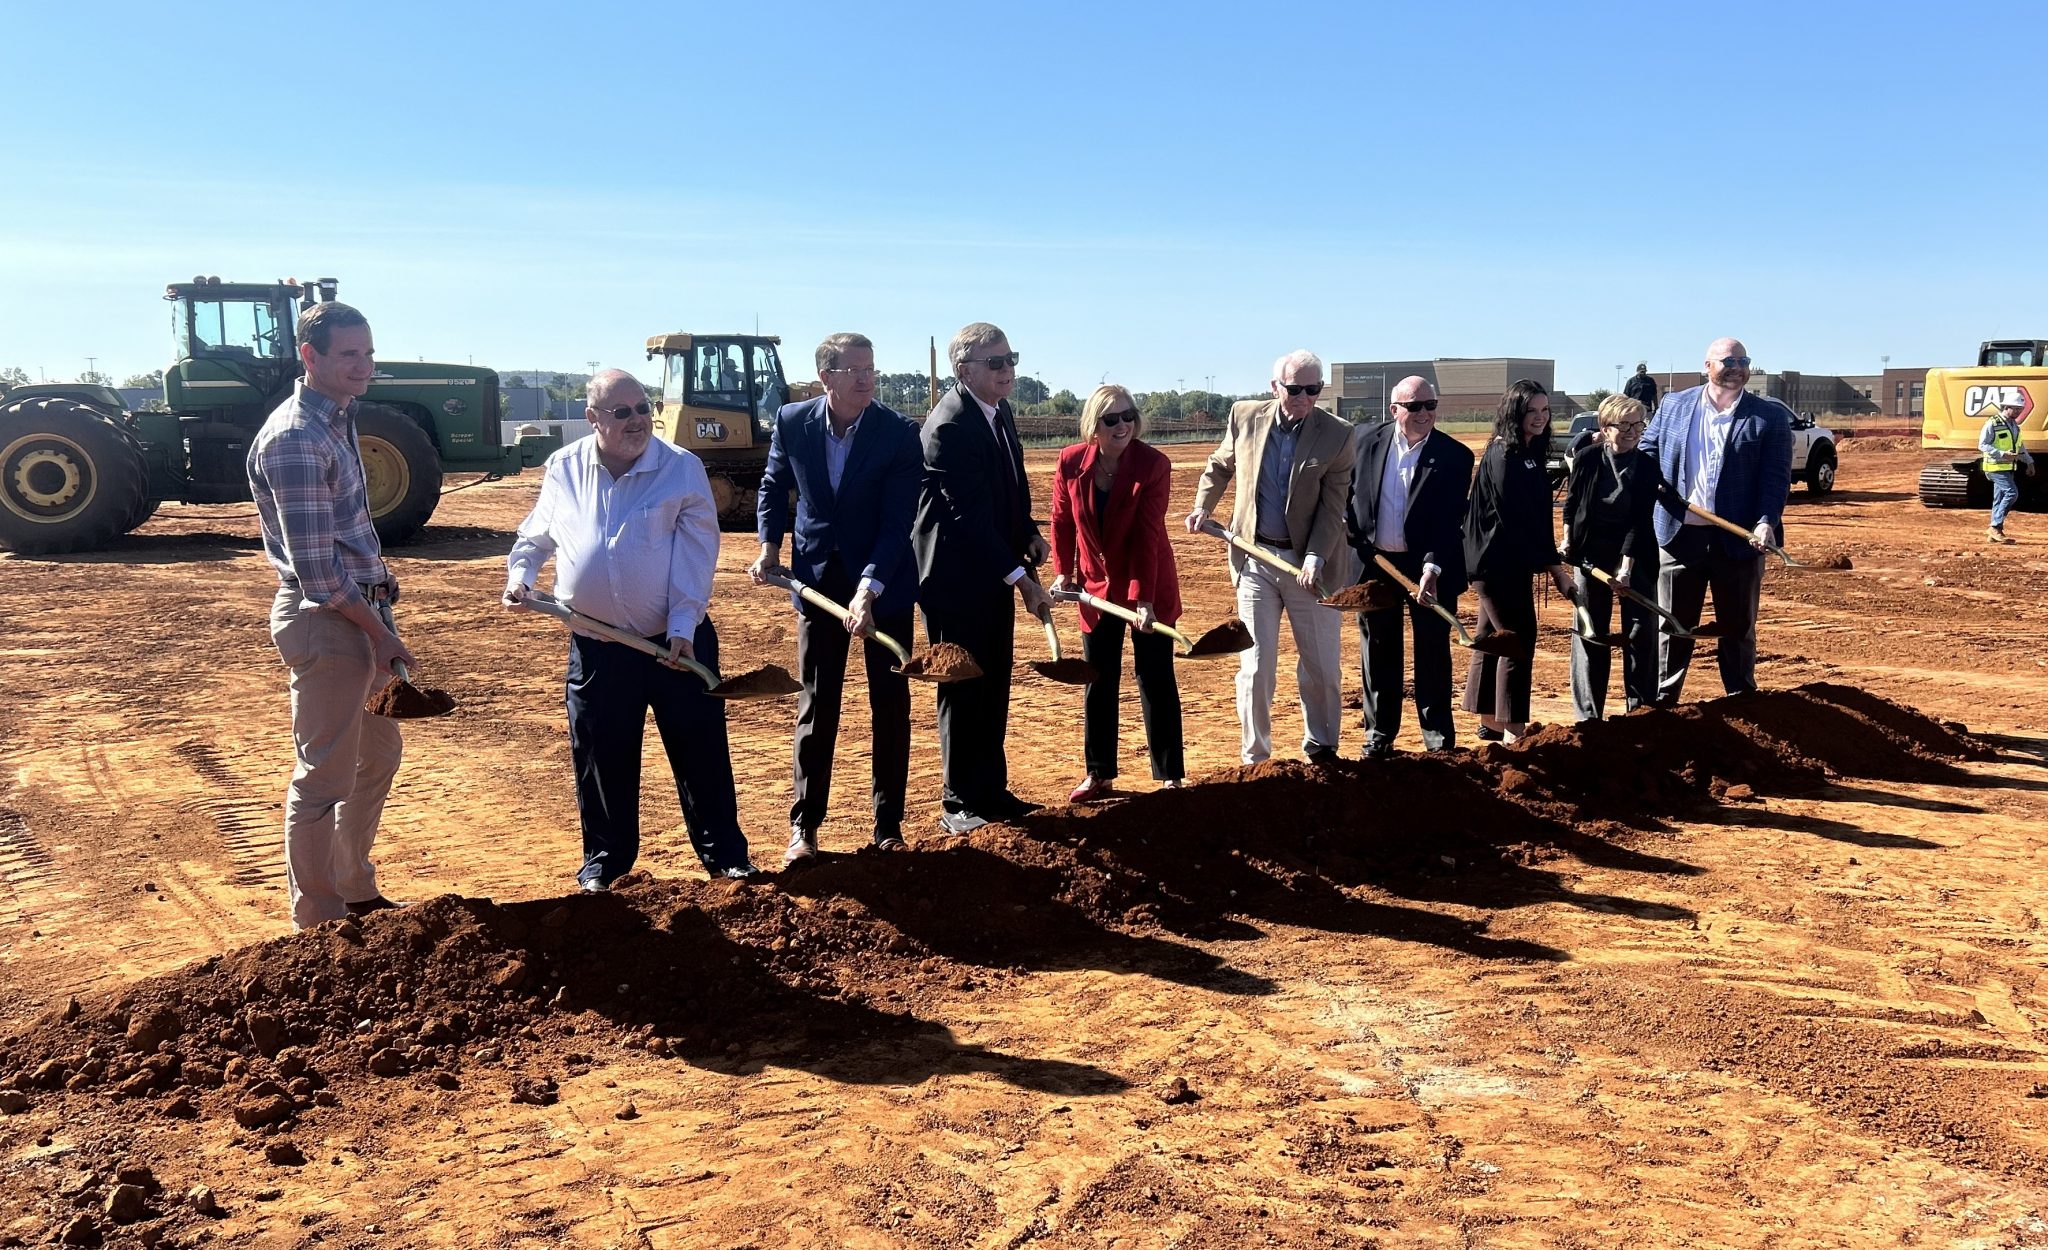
1985, 419, 2022, 474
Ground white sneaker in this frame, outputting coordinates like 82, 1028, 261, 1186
783, 826, 817, 867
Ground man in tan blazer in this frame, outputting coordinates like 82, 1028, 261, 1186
1186, 349, 1357, 764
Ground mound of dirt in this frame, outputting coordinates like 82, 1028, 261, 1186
364, 678, 455, 719
1840, 435, 1918, 452
898, 641, 981, 682
1802, 548, 1854, 570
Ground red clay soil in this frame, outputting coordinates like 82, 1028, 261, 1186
1319, 584, 1401, 612
1179, 618, 1252, 656
897, 641, 982, 682
709, 663, 801, 701
363, 678, 456, 720
1028, 658, 1099, 685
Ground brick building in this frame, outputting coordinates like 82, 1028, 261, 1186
1327, 358, 1577, 425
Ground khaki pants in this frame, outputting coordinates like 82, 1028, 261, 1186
1233, 549, 1343, 763
270, 588, 403, 929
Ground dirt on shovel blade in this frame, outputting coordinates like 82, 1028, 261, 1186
1030, 658, 1098, 685
1183, 618, 1253, 656
896, 641, 982, 682
710, 664, 802, 701
1468, 630, 1522, 658
365, 679, 456, 719
1320, 583, 1402, 612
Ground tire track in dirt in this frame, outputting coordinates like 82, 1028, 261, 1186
169, 739, 282, 890
0, 809, 56, 928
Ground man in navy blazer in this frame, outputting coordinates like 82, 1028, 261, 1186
1638, 336, 1792, 702
1345, 376, 1475, 756
911, 322, 1054, 834
750, 332, 924, 864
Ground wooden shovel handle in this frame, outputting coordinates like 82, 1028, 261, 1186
1199, 520, 1307, 578
1370, 553, 1473, 643
1667, 491, 1799, 567
1056, 587, 1194, 653
760, 570, 912, 667
518, 591, 722, 689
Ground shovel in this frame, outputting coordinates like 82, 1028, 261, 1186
1370, 554, 1520, 657
366, 660, 456, 719
1582, 564, 1723, 639
1050, 587, 1250, 658
758, 570, 981, 682
1028, 605, 1097, 685
1195, 520, 1392, 611
1669, 493, 1802, 568
514, 589, 800, 701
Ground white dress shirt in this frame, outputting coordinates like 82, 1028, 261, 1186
506, 436, 720, 640
1373, 424, 1441, 575
1683, 388, 1741, 525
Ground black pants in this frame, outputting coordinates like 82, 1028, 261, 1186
564, 617, 749, 885
1357, 549, 1456, 751
1656, 527, 1764, 702
1462, 575, 1539, 724
1080, 617, 1184, 781
925, 587, 1017, 817
791, 562, 912, 838
1570, 559, 1657, 721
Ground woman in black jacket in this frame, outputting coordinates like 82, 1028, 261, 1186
1462, 380, 1575, 742
1560, 394, 1663, 721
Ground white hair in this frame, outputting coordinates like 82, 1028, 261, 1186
585, 368, 642, 409
1271, 349, 1323, 383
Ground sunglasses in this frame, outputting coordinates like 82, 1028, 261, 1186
966, 351, 1020, 370
1394, 399, 1439, 413
1098, 409, 1137, 427
1280, 382, 1323, 396
1715, 356, 1753, 368
590, 400, 660, 421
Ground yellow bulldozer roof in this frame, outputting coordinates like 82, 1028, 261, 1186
644, 332, 782, 357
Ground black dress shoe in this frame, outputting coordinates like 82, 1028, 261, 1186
1362, 740, 1394, 760
989, 794, 1042, 820
346, 895, 402, 916
1306, 747, 1339, 766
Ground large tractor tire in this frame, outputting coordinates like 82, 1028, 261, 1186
0, 397, 149, 555
357, 404, 442, 545
1917, 461, 1988, 509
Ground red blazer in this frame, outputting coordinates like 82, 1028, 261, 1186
1050, 438, 1182, 631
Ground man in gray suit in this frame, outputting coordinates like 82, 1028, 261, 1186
1187, 349, 1356, 765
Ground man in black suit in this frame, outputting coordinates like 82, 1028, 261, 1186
911, 322, 1054, 834
1345, 376, 1476, 757
750, 332, 924, 864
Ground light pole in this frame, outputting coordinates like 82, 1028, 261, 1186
87, 356, 98, 383
1177, 378, 1184, 421
1881, 354, 1890, 415
1614, 363, 1623, 392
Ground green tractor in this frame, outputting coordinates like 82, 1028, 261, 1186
0, 276, 560, 555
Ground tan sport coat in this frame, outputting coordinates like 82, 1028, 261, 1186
1191, 398, 1357, 591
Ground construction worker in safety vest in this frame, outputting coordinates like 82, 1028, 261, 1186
1980, 397, 2037, 544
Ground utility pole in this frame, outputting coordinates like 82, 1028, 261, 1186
86, 356, 97, 382
1614, 363, 1622, 392
1177, 378, 1184, 420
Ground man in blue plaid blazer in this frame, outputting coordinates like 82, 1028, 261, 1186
1638, 337, 1791, 702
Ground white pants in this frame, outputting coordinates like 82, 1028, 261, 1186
271, 589, 404, 930
1233, 551, 1343, 763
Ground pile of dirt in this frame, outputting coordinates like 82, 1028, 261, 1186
710, 663, 801, 701
1800, 548, 1855, 570
1840, 435, 1918, 452
363, 677, 455, 719
1320, 584, 1399, 612
1028, 657, 1098, 685
898, 641, 981, 682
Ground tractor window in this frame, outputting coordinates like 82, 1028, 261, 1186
189, 300, 283, 361
751, 342, 787, 417
685, 342, 749, 412
1982, 344, 2044, 367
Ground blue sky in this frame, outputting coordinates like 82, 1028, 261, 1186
1, 0, 2032, 397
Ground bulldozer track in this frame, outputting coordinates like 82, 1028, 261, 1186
0, 808, 57, 927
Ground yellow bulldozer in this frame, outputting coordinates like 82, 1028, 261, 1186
643, 332, 822, 529
1919, 339, 2048, 508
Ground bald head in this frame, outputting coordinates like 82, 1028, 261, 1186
1389, 376, 1438, 441
1704, 338, 1751, 395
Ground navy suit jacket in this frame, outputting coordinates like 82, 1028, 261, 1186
911, 385, 1040, 613
1345, 422, 1474, 599
756, 395, 922, 616
1639, 386, 1792, 557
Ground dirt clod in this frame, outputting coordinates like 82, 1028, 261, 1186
101, 1184, 147, 1225
264, 1139, 306, 1167
896, 641, 982, 682
186, 1186, 223, 1217
365, 678, 456, 719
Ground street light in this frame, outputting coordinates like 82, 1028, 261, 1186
1614, 363, 1623, 392
1177, 378, 1184, 421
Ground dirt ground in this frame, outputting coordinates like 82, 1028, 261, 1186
1, 444, 2045, 1249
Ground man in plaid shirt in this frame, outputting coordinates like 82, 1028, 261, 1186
247, 301, 416, 930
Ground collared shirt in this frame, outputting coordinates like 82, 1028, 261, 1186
1373, 424, 1427, 553
823, 410, 863, 493
966, 390, 1028, 586
1682, 388, 1742, 524
247, 379, 391, 612
1256, 414, 1303, 542
506, 435, 720, 640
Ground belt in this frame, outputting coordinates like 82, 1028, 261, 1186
359, 581, 392, 602
1255, 535, 1292, 549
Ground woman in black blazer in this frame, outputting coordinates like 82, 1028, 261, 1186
1560, 394, 1663, 721
1462, 380, 1576, 742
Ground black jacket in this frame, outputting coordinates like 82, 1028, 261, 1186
1622, 371, 1659, 411
1463, 436, 1561, 583
911, 386, 1040, 611
1562, 440, 1662, 569
1346, 422, 1473, 598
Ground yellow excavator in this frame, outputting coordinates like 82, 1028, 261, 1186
1919, 339, 2048, 509
642, 332, 822, 530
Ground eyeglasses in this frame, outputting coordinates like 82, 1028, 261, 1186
1280, 382, 1324, 397
1394, 399, 1439, 413
1714, 356, 1753, 369
1605, 420, 1647, 433
965, 351, 1020, 370
590, 400, 660, 420
823, 366, 879, 379
1098, 409, 1137, 427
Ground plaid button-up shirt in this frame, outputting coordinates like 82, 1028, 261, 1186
247, 380, 393, 612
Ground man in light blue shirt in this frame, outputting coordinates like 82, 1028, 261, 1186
505, 369, 754, 887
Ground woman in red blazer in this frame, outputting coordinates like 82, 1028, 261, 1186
1050, 385, 1185, 802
